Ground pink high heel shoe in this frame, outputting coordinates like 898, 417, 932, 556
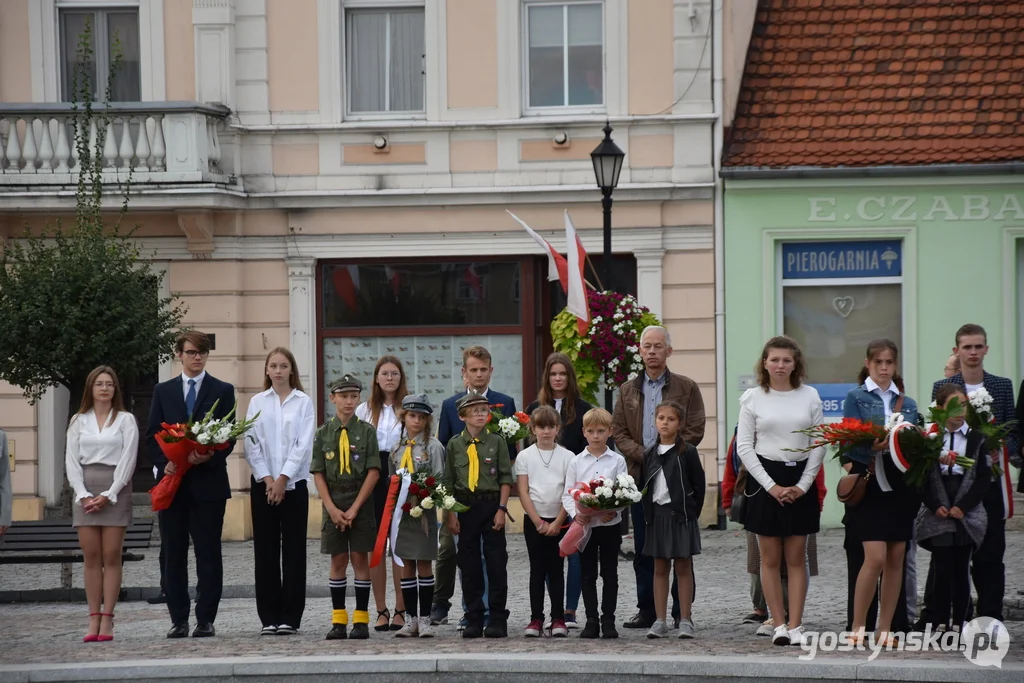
83, 612, 102, 642
96, 612, 115, 642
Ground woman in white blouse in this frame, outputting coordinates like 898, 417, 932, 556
736, 336, 824, 647
244, 347, 315, 636
356, 354, 409, 631
65, 365, 139, 642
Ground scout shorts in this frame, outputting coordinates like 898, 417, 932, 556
320, 498, 377, 555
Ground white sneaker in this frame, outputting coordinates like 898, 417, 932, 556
772, 624, 791, 646
646, 619, 670, 638
677, 618, 696, 639
787, 625, 807, 646
395, 619, 420, 638
418, 616, 434, 638
756, 618, 775, 637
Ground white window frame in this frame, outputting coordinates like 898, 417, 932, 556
29, 0, 165, 103
341, 0, 427, 120
521, 0, 606, 116
58, 4, 142, 101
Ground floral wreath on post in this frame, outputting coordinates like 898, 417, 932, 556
551, 289, 662, 405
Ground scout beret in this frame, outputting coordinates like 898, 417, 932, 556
456, 391, 490, 414
401, 393, 433, 415
330, 374, 363, 394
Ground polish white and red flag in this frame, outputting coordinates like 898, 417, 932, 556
563, 211, 591, 335
506, 210, 569, 289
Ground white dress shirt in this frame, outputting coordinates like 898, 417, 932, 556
736, 385, 825, 493
245, 388, 316, 489
65, 410, 139, 505
561, 447, 628, 527
356, 401, 402, 452
943, 424, 970, 476
864, 376, 900, 417
182, 370, 206, 402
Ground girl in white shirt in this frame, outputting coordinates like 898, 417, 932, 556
65, 365, 139, 643
245, 347, 315, 636
736, 336, 824, 647
355, 354, 409, 631
515, 405, 575, 638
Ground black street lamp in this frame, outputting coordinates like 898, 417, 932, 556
590, 122, 625, 293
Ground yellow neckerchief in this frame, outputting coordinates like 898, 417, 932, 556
338, 427, 351, 474
398, 432, 420, 473
463, 430, 481, 491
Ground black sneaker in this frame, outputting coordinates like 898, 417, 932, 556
325, 624, 347, 640
349, 623, 370, 640
622, 611, 655, 629
580, 620, 600, 639
601, 620, 619, 639
463, 621, 484, 638
484, 620, 508, 638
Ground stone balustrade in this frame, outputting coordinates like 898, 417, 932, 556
0, 102, 232, 185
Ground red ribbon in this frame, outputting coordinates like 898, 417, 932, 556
370, 474, 402, 568
999, 444, 1014, 520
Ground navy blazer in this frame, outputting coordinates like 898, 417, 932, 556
437, 389, 517, 447
146, 373, 237, 501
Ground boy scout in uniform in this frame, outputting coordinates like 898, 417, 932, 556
444, 391, 514, 638
311, 375, 381, 640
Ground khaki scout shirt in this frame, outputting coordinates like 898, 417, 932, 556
444, 430, 513, 500
311, 414, 380, 505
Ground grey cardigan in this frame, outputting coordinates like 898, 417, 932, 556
0, 430, 12, 528
915, 430, 989, 550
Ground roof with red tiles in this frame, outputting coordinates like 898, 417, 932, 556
723, 0, 1024, 170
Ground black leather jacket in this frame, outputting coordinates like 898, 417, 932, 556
641, 437, 706, 521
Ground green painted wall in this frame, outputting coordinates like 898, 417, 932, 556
723, 176, 1024, 526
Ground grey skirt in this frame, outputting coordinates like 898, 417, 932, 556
72, 464, 132, 528
394, 513, 438, 561
642, 504, 701, 559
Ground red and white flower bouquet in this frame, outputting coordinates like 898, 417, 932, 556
559, 474, 642, 557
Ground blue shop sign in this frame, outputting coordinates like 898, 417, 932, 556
782, 240, 901, 279
810, 383, 859, 418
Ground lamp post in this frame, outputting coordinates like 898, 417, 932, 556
590, 122, 625, 292
591, 122, 625, 411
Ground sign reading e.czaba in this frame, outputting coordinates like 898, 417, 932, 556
807, 193, 1024, 223
782, 240, 901, 279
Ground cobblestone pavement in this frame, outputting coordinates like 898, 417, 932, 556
1, 528, 1021, 666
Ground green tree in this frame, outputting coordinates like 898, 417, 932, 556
0, 17, 187, 512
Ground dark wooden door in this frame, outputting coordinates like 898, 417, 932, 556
124, 370, 159, 492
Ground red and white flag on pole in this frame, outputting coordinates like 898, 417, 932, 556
506, 210, 569, 291
564, 211, 591, 335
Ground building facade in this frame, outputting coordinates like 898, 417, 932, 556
1, 0, 740, 536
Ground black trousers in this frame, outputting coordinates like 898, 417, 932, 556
929, 543, 973, 628
251, 478, 309, 628
161, 489, 227, 626
844, 531, 910, 632
456, 499, 508, 624
581, 524, 621, 623
524, 517, 565, 621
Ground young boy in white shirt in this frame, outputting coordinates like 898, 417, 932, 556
561, 407, 628, 639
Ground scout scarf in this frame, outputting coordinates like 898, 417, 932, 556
466, 434, 481, 492
338, 427, 352, 474
398, 438, 417, 473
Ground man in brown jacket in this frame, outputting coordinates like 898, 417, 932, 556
612, 326, 705, 630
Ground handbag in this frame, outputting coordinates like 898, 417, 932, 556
837, 394, 904, 507
729, 465, 749, 523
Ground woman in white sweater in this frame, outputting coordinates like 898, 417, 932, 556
736, 336, 824, 647
65, 365, 139, 642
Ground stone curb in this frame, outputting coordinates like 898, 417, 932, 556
0, 654, 1021, 683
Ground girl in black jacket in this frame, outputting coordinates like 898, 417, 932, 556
640, 401, 705, 639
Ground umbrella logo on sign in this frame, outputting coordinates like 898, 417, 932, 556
833, 296, 855, 318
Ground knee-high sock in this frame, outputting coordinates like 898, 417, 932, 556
330, 578, 348, 624
418, 575, 435, 619
353, 578, 371, 623
401, 577, 419, 618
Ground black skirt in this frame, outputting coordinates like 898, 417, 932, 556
742, 455, 820, 537
843, 453, 920, 543
371, 451, 393, 527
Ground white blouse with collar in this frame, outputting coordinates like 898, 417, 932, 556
65, 410, 139, 505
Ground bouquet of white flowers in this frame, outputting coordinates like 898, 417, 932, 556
559, 473, 642, 556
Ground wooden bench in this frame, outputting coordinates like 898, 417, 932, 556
0, 519, 155, 589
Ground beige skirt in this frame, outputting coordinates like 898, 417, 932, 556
72, 464, 133, 527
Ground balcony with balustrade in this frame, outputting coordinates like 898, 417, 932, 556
0, 102, 234, 189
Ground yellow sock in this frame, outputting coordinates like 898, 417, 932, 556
352, 609, 370, 625
332, 609, 348, 625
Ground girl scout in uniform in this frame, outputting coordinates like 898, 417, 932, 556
390, 393, 446, 638
444, 391, 514, 639
311, 375, 381, 640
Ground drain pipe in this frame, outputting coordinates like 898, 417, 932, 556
711, 0, 727, 511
